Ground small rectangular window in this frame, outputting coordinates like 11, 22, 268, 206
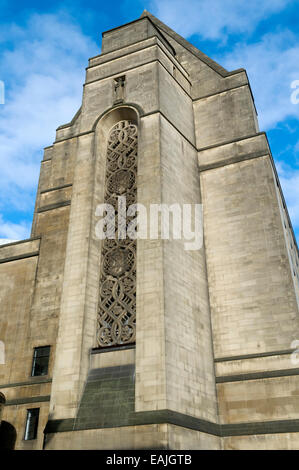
31, 346, 50, 377
24, 408, 39, 440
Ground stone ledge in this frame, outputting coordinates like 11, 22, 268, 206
215, 350, 298, 378
197, 132, 269, 171
193, 83, 249, 103
216, 368, 299, 383
0, 251, 39, 265
88, 35, 189, 81
44, 410, 299, 438
198, 150, 269, 172
91, 344, 135, 354
37, 201, 71, 213
197, 131, 267, 152
0, 377, 52, 389
215, 349, 295, 362
5, 395, 50, 406
0, 237, 40, 262
84, 56, 191, 98
40, 184, 72, 194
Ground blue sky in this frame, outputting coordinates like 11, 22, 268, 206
0, 0, 298, 244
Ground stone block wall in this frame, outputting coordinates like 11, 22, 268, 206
1, 11, 298, 450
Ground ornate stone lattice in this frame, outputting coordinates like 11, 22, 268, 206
97, 120, 137, 347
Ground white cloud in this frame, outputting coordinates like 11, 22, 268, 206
217, 31, 299, 130
149, 0, 299, 130
0, 5, 298, 246
149, 0, 299, 239
219, 33, 299, 239
0, 239, 17, 245
150, 0, 293, 40
0, 13, 97, 211
0, 215, 31, 241
276, 162, 299, 234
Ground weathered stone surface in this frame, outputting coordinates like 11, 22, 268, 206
0, 10, 298, 450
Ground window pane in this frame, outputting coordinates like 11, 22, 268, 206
31, 346, 50, 376
35, 346, 50, 358
24, 408, 39, 440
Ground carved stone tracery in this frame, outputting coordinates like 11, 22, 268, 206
97, 120, 137, 347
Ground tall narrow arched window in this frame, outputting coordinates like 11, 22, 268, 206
97, 120, 137, 347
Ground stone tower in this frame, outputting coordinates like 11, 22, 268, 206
0, 11, 299, 450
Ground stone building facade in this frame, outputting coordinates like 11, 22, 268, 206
0, 11, 299, 450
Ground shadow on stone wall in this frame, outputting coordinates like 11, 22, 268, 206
0, 421, 17, 450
